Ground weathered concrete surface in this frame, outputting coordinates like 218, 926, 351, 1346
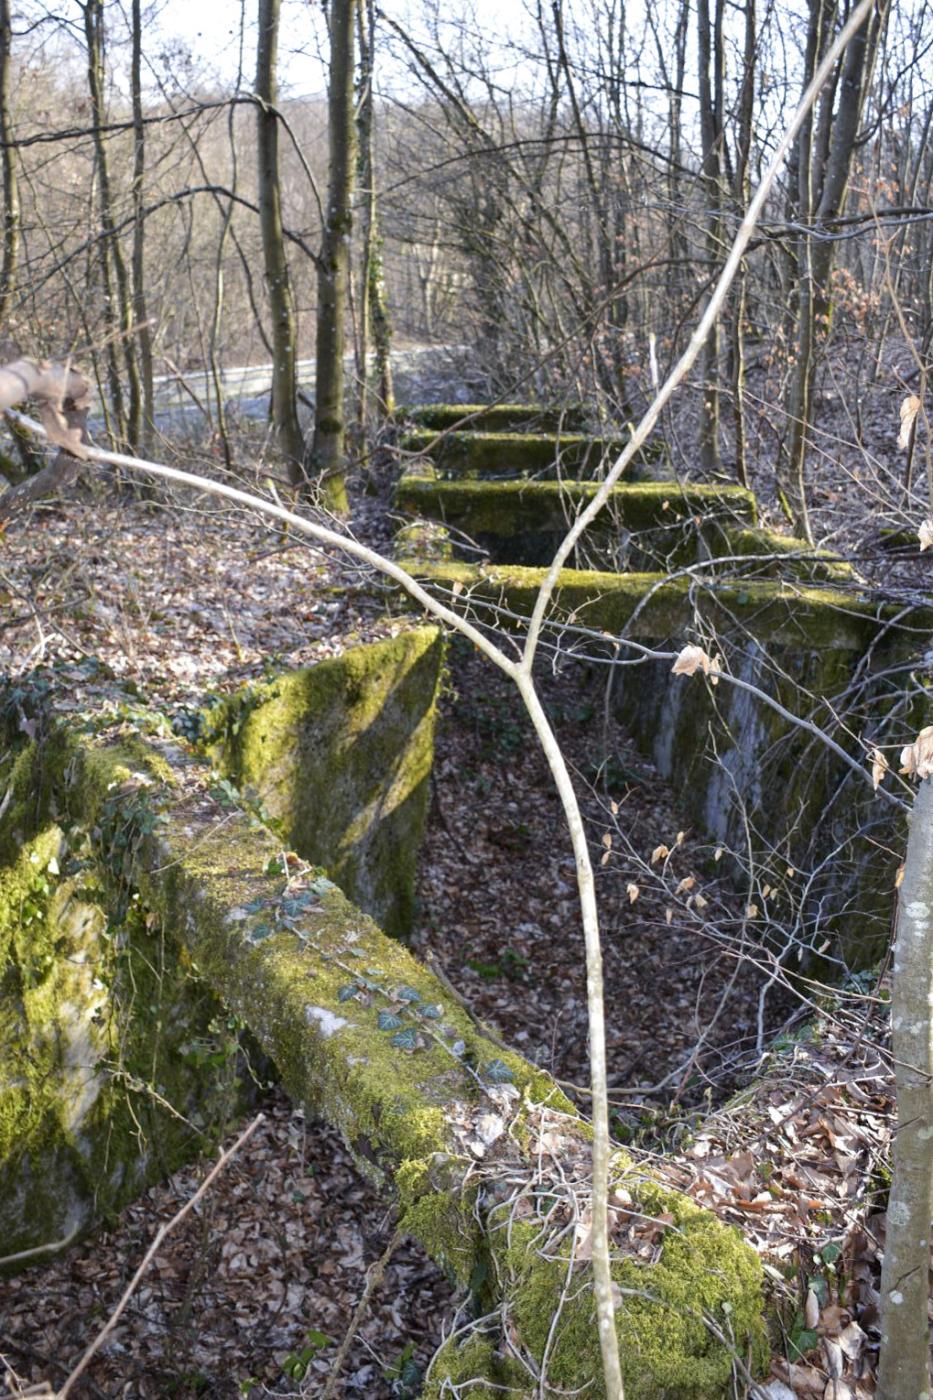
200, 627, 445, 936
398, 428, 638, 480
399, 556, 931, 962
400, 402, 594, 434
0, 676, 768, 1397
397, 474, 757, 569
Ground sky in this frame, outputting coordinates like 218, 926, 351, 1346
150, 0, 533, 97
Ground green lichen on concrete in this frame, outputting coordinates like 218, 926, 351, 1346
422, 1334, 529, 1398
1, 687, 769, 1394
395, 477, 756, 562
399, 558, 933, 649
714, 525, 855, 583
200, 627, 445, 936
399, 402, 594, 434
398, 428, 640, 481
0, 696, 253, 1261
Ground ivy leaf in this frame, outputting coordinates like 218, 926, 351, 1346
337, 985, 358, 1003
395, 984, 422, 1002
483, 1058, 514, 1083
247, 922, 273, 944
419, 1003, 443, 1019
378, 1011, 404, 1031
390, 1027, 419, 1050
243, 897, 266, 915
308, 876, 338, 897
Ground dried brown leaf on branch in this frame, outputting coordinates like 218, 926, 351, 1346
671, 644, 714, 676
899, 726, 933, 780
870, 749, 888, 790
897, 394, 921, 450
918, 518, 933, 552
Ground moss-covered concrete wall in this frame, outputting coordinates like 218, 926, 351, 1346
0, 678, 767, 1396
396, 473, 757, 569
398, 558, 932, 963
199, 627, 445, 937
398, 428, 641, 481
0, 690, 248, 1262
399, 402, 594, 434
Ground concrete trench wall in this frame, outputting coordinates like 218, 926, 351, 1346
0, 640, 769, 1398
392, 405, 933, 966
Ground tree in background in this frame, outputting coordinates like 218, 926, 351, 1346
256, 0, 305, 483
310, 0, 358, 514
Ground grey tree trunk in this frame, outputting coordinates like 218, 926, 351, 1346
256, 0, 305, 484
130, 0, 155, 452
84, 0, 139, 446
696, 0, 724, 472
310, 0, 358, 516
780, 0, 887, 540
0, 0, 18, 329
878, 775, 933, 1397
356, 0, 394, 439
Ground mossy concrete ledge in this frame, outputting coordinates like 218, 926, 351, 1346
0, 685, 767, 1396
398, 428, 641, 481
396, 477, 757, 571
197, 627, 445, 937
398, 402, 595, 434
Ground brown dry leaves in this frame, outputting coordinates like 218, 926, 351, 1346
897, 394, 921, 451
899, 725, 933, 780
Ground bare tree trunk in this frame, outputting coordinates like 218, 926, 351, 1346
696, 0, 724, 471
780, 0, 887, 539
256, 0, 305, 483
311, 0, 358, 515
84, 0, 139, 446
730, 0, 755, 488
130, 0, 154, 452
878, 774, 933, 1397
355, 0, 393, 441
0, 0, 18, 329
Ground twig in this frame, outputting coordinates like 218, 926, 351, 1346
0, 1225, 80, 1270
55, 1112, 264, 1399
317, 1228, 402, 1400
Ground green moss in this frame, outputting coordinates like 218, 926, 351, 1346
395, 476, 756, 568
422, 1334, 531, 1398
715, 526, 855, 583
398, 428, 643, 480
399, 402, 594, 434
201, 628, 445, 936
399, 558, 932, 649
493, 1180, 766, 1399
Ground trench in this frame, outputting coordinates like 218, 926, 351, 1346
0, 642, 792, 1400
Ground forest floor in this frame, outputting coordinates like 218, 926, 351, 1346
0, 386, 918, 1397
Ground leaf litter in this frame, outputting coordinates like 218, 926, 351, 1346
0, 491, 915, 1397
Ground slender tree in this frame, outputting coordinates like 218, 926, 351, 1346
83, 0, 140, 445
310, 0, 358, 514
256, 0, 305, 482
0, 0, 18, 330
878, 765, 933, 1396
130, 0, 155, 450
780, 0, 889, 539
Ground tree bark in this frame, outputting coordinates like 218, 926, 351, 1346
696, 0, 725, 472
878, 775, 933, 1397
130, 0, 155, 452
780, 0, 887, 539
256, 0, 305, 483
0, 0, 19, 329
355, 0, 394, 440
311, 0, 358, 515
84, 0, 140, 447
